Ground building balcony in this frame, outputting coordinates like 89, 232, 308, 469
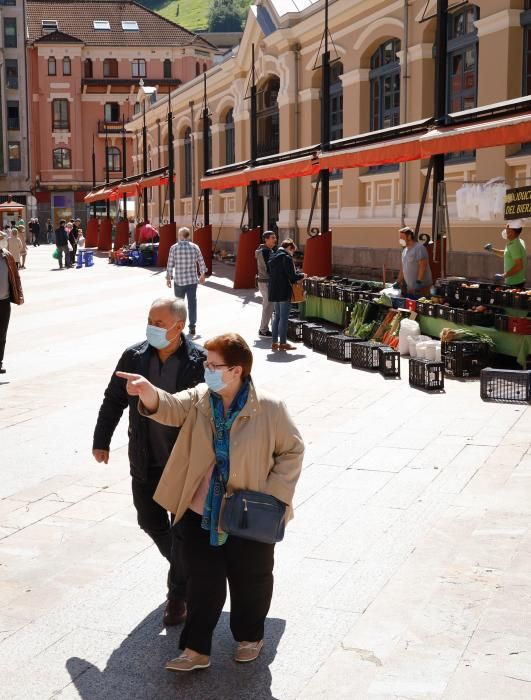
98, 120, 126, 134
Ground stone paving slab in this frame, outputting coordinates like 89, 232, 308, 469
1, 248, 531, 699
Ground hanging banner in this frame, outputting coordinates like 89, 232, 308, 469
504, 186, 531, 220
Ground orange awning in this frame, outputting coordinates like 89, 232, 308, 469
139, 173, 173, 189
116, 180, 140, 195
84, 187, 112, 203
200, 155, 320, 191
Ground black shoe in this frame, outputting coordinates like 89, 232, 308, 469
163, 597, 187, 626
259, 329, 272, 337
0, 367, 5, 374
189, 327, 196, 335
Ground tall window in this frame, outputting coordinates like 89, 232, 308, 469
53, 148, 71, 169
225, 108, 235, 165
8, 142, 21, 171
4, 17, 17, 48
195, 62, 200, 76
183, 128, 192, 197
257, 77, 280, 157
523, 3, 531, 95
84, 58, 93, 78
106, 146, 121, 172
5, 59, 18, 89
329, 61, 343, 142
63, 56, 71, 76
370, 39, 401, 131
52, 99, 69, 130
104, 102, 120, 122
7, 101, 19, 130
103, 58, 118, 78
48, 56, 57, 76
132, 58, 146, 78
163, 58, 172, 78
447, 6, 478, 113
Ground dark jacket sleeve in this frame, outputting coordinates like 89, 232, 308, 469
93, 350, 131, 450
262, 247, 272, 271
284, 254, 304, 284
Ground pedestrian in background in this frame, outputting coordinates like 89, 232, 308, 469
255, 230, 277, 338
166, 227, 207, 337
7, 228, 22, 269
54, 219, 71, 269
268, 239, 305, 351
18, 226, 27, 269
0, 247, 24, 374
117, 333, 304, 672
93, 298, 206, 626
46, 220, 53, 244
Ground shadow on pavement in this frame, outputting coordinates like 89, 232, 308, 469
66, 607, 285, 700
204, 279, 260, 307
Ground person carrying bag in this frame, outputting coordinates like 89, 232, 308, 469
117, 333, 304, 673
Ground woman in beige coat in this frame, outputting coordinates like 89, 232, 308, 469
117, 332, 304, 672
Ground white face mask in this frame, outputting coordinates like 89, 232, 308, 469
501, 229, 510, 240
399, 239, 407, 248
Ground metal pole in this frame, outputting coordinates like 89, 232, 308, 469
167, 88, 175, 224
142, 100, 148, 222
320, 0, 330, 235
91, 134, 96, 218
249, 43, 259, 229
122, 115, 127, 219
432, 0, 448, 240
202, 74, 210, 226
105, 127, 110, 218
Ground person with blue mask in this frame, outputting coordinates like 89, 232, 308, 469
92, 297, 206, 627
117, 333, 304, 672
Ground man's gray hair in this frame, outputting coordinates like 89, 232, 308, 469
151, 297, 187, 323
178, 226, 191, 238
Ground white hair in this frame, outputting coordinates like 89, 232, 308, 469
178, 226, 191, 239
151, 297, 187, 323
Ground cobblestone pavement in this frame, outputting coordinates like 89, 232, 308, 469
1, 247, 530, 700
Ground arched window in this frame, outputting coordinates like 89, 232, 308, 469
225, 108, 235, 165
103, 58, 118, 78
183, 127, 192, 196
106, 146, 121, 172
163, 58, 172, 79
329, 61, 343, 142
447, 5, 479, 160
370, 39, 401, 131
53, 147, 71, 169
84, 58, 93, 78
257, 77, 279, 157
132, 58, 146, 78
62, 56, 71, 76
48, 56, 56, 76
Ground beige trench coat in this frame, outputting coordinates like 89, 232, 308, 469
141, 381, 304, 525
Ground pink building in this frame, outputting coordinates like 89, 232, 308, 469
26, 0, 215, 226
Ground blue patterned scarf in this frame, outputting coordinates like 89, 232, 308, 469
202, 378, 251, 546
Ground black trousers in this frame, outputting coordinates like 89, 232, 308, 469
131, 471, 187, 600
179, 509, 275, 656
0, 298, 11, 367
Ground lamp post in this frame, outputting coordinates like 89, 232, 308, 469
432, 0, 448, 237
91, 134, 96, 218
202, 73, 210, 227
248, 43, 260, 229
104, 126, 110, 218
142, 99, 148, 222
122, 115, 127, 219
167, 88, 175, 224
320, 0, 331, 236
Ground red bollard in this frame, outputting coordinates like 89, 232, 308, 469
193, 224, 213, 276
233, 227, 261, 289
114, 220, 129, 250
85, 217, 99, 247
302, 230, 332, 277
98, 217, 113, 251
158, 223, 176, 267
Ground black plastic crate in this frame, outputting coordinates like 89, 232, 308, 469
493, 289, 514, 307
514, 292, 531, 311
409, 358, 445, 391
312, 327, 341, 353
378, 347, 401, 378
462, 287, 494, 305
326, 334, 364, 361
287, 319, 305, 342
440, 306, 457, 322
302, 322, 323, 347
480, 368, 531, 403
417, 301, 431, 316
494, 314, 508, 331
441, 340, 490, 378
351, 342, 385, 370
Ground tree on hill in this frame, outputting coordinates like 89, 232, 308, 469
207, 0, 244, 32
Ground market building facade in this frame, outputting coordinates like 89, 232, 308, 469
0, 0, 32, 221
126, 0, 531, 282
25, 0, 215, 227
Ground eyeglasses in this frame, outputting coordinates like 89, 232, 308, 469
203, 361, 233, 371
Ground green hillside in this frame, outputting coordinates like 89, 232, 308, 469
140, 0, 249, 33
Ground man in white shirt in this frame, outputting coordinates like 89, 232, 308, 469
166, 227, 207, 336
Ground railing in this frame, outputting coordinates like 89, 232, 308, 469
98, 120, 124, 134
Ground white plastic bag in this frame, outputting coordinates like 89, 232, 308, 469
399, 319, 420, 356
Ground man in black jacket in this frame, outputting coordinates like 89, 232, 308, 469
93, 297, 206, 625
54, 220, 71, 269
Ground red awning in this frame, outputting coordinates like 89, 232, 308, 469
319, 134, 421, 171
139, 173, 173, 189
84, 187, 115, 203
200, 155, 320, 191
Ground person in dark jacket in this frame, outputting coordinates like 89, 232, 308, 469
54, 220, 71, 269
69, 219, 80, 263
0, 248, 24, 374
268, 238, 305, 351
92, 297, 206, 625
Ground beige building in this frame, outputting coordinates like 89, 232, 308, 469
127, 0, 531, 280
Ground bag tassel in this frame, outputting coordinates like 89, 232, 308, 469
241, 499, 248, 529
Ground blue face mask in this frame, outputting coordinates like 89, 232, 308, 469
204, 367, 227, 393
146, 322, 178, 350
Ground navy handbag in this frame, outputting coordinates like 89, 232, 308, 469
221, 489, 287, 544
